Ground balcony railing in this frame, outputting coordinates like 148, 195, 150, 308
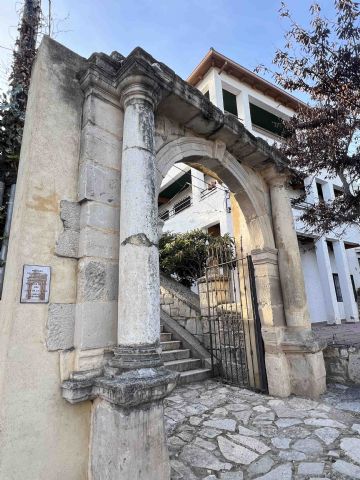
159, 196, 192, 221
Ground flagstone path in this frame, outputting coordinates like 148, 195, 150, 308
164, 380, 360, 479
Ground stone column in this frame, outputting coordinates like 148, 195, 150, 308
333, 240, 359, 322
262, 169, 326, 398
88, 78, 178, 479
315, 238, 341, 324
114, 79, 162, 368
268, 173, 311, 328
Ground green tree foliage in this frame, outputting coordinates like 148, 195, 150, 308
0, 1, 41, 186
159, 229, 234, 287
261, 0, 360, 235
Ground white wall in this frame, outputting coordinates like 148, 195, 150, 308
159, 164, 233, 236
299, 246, 328, 323
195, 65, 360, 324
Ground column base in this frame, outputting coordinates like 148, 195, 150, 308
109, 343, 163, 371
263, 326, 327, 399
286, 350, 326, 398
62, 366, 179, 480
91, 398, 170, 480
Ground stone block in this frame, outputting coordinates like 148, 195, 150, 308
82, 94, 122, 138
91, 399, 170, 479
265, 352, 291, 397
46, 303, 75, 351
60, 349, 75, 381
80, 201, 119, 232
81, 123, 122, 170
79, 226, 119, 259
349, 350, 360, 384
75, 301, 117, 349
55, 200, 81, 258
77, 258, 118, 302
287, 351, 326, 398
78, 161, 120, 205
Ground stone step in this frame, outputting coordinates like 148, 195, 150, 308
164, 358, 202, 372
161, 340, 181, 351
179, 368, 212, 385
161, 348, 190, 362
160, 332, 172, 342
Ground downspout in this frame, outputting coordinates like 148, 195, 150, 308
0, 184, 16, 298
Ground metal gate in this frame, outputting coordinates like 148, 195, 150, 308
204, 240, 268, 392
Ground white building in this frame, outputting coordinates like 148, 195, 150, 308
159, 49, 360, 325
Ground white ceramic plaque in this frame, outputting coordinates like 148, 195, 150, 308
20, 265, 51, 303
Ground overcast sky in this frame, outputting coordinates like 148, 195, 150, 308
0, 0, 336, 92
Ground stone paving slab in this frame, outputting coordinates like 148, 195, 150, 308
164, 380, 360, 479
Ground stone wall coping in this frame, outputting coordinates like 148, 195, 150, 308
160, 273, 200, 313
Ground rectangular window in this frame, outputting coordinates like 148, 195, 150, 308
208, 223, 221, 237
334, 187, 343, 198
249, 103, 287, 137
222, 89, 238, 116
333, 273, 343, 302
316, 182, 324, 202
350, 275, 357, 301
174, 196, 191, 214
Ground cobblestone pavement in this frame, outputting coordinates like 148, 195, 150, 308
164, 380, 360, 480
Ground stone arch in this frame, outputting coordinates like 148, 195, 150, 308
156, 136, 275, 251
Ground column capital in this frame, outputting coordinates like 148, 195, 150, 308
261, 165, 290, 188
118, 74, 161, 110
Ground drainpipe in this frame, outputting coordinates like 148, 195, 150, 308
0, 184, 16, 298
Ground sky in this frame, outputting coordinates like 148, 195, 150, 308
0, 0, 337, 93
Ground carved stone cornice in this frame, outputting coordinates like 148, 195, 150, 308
62, 366, 179, 406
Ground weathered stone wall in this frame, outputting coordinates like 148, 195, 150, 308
324, 345, 360, 385
160, 274, 203, 344
0, 38, 90, 480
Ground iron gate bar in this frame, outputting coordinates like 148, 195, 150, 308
204, 240, 268, 392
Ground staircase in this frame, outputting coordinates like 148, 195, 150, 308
160, 322, 212, 385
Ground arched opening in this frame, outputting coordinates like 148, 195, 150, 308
156, 137, 283, 391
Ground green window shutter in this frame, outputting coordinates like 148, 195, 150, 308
250, 103, 286, 137
222, 89, 238, 116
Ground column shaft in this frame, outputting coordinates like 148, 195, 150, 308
315, 238, 341, 324
118, 93, 160, 348
269, 179, 311, 328
333, 240, 359, 322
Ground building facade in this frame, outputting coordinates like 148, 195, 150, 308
159, 49, 360, 325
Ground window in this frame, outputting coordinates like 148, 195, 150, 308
358, 257, 360, 269
159, 210, 169, 221
174, 196, 191, 214
332, 273, 343, 302
203, 90, 210, 100
208, 223, 221, 237
316, 182, 325, 202
350, 275, 357, 301
249, 103, 287, 137
222, 89, 238, 116
334, 187, 343, 198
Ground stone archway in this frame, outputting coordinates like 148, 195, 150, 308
155, 134, 327, 399
156, 136, 275, 251
0, 40, 327, 480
